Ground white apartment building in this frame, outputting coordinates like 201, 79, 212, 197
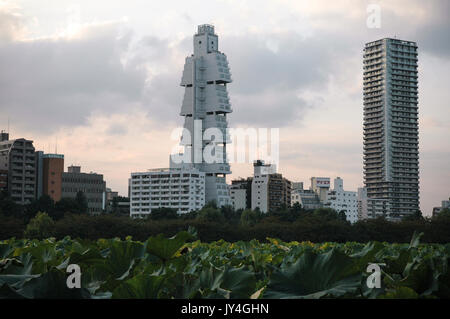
129, 168, 205, 218
251, 160, 276, 213
323, 177, 358, 223
230, 185, 247, 211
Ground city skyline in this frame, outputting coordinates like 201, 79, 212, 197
0, 1, 449, 215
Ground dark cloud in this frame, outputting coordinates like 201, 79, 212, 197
0, 11, 146, 133
0, 1, 449, 136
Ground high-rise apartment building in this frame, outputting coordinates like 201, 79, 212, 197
172, 24, 232, 207
0, 132, 36, 204
363, 38, 419, 220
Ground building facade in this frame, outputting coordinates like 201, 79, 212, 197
129, 168, 205, 218
42, 154, 64, 202
0, 132, 36, 204
291, 188, 322, 210
230, 178, 252, 210
310, 177, 331, 202
0, 169, 7, 193
61, 165, 106, 215
251, 160, 291, 213
323, 177, 358, 223
432, 198, 450, 217
171, 24, 232, 207
363, 38, 420, 220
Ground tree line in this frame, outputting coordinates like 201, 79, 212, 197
1, 191, 450, 243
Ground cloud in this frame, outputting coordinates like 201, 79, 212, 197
0, 8, 146, 133
0, 1, 449, 216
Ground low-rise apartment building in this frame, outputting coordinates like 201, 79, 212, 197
129, 167, 205, 218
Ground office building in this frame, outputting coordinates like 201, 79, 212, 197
0, 132, 36, 204
251, 160, 291, 213
171, 24, 232, 207
61, 165, 106, 215
363, 38, 420, 220
129, 168, 205, 218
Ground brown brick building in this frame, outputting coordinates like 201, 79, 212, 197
42, 154, 64, 201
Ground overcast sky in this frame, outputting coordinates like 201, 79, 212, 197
0, 0, 449, 215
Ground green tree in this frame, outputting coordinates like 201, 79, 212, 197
0, 190, 23, 217
338, 210, 348, 222
150, 207, 178, 220
240, 209, 261, 226
25, 195, 59, 221
196, 206, 224, 223
403, 210, 424, 222
24, 211, 55, 239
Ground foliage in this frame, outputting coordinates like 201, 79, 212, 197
241, 209, 261, 226
23, 212, 55, 239
149, 207, 178, 220
0, 230, 449, 299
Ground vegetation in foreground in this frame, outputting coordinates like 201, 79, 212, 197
0, 230, 449, 299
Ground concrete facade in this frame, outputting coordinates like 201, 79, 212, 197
42, 154, 64, 202
0, 132, 36, 204
172, 24, 232, 207
363, 38, 420, 220
129, 168, 205, 218
61, 165, 106, 215
324, 177, 358, 223
251, 160, 291, 213
230, 178, 252, 211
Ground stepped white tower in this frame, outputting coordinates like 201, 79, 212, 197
171, 24, 232, 207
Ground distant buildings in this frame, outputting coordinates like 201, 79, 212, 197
323, 177, 358, 223
432, 198, 450, 217
0, 132, 36, 204
62, 165, 106, 215
363, 38, 420, 221
291, 188, 322, 210
310, 177, 331, 202
105, 187, 129, 215
230, 178, 252, 211
36, 153, 64, 202
129, 168, 205, 218
292, 177, 358, 223
251, 160, 291, 213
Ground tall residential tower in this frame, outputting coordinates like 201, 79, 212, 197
172, 24, 232, 207
363, 38, 419, 220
